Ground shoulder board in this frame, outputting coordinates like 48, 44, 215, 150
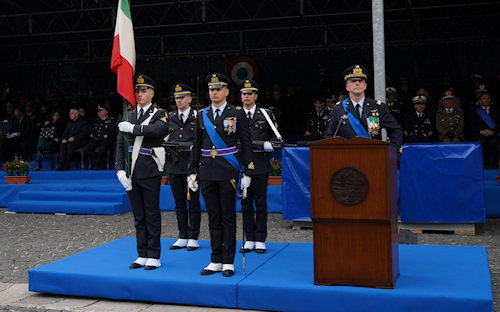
335, 101, 340, 106
236, 106, 242, 110
376, 100, 382, 106
160, 112, 168, 123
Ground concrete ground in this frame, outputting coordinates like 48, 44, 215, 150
0, 209, 498, 311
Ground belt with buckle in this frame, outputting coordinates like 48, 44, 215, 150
201, 146, 237, 158
128, 146, 152, 155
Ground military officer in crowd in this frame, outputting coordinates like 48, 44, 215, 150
403, 96, 434, 143
82, 105, 115, 170
469, 92, 499, 169
386, 87, 403, 125
324, 65, 403, 148
116, 74, 169, 270
188, 72, 254, 277
436, 90, 465, 142
57, 108, 90, 171
165, 83, 201, 251
239, 80, 277, 254
304, 98, 329, 141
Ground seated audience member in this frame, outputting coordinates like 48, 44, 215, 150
82, 105, 115, 170
436, 91, 465, 142
404, 96, 434, 143
469, 92, 499, 169
386, 87, 403, 125
57, 108, 90, 171
33, 111, 65, 171
2, 107, 32, 160
304, 98, 329, 141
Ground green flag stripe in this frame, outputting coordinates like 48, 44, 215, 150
120, 0, 132, 20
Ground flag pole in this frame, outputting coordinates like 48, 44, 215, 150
122, 98, 131, 177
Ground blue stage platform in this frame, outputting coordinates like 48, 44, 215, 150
29, 238, 493, 312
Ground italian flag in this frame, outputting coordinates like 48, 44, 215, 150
110, 0, 136, 107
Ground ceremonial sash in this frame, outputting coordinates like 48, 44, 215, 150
343, 98, 370, 138
476, 107, 496, 129
203, 108, 241, 172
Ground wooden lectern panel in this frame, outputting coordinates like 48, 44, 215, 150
309, 137, 399, 288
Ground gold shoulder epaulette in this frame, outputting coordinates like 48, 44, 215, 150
236, 106, 242, 110
160, 112, 168, 123
335, 101, 340, 106
377, 100, 382, 106
199, 108, 205, 112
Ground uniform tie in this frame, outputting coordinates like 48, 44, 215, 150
138, 108, 144, 120
417, 112, 422, 118
247, 111, 252, 119
215, 108, 221, 121
180, 113, 184, 123
354, 104, 361, 119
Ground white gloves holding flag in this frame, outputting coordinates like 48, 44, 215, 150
118, 121, 135, 134
263, 141, 274, 153
240, 174, 251, 198
117, 170, 132, 191
187, 174, 198, 192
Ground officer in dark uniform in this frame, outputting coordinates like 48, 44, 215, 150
324, 65, 403, 149
189, 72, 254, 277
304, 98, 329, 141
83, 105, 116, 170
238, 80, 277, 254
386, 87, 403, 125
116, 74, 169, 270
165, 83, 201, 251
57, 108, 90, 170
404, 96, 434, 143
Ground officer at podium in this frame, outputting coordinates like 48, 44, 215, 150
324, 65, 402, 148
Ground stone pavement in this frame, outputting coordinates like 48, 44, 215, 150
0, 208, 498, 311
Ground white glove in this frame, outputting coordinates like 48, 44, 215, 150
187, 174, 198, 192
118, 121, 135, 134
263, 141, 274, 152
240, 174, 251, 198
117, 170, 132, 191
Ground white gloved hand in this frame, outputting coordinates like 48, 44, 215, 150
118, 121, 135, 134
263, 141, 274, 152
117, 170, 132, 191
187, 174, 198, 192
240, 174, 251, 198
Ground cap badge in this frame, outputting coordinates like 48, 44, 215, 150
175, 85, 182, 92
244, 81, 251, 88
137, 76, 144, 83
353, 65, 363, 76
211, 74, 219, 83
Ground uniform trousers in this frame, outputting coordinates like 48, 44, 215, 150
169, 173, 201, 239
241, 174, 268, 242
127, 175, 162, 259
82, 140, 113, 169
479, 135, 499, 169
200, 180, 236, 264
59, 141, 86, 168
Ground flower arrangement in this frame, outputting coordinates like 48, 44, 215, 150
270, 158, 282, 176
3, 156, 31, 176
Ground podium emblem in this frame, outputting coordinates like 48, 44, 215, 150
330, 167, 368, 205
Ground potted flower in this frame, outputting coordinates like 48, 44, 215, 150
268, 157, 282, 186
3, 156, 32, 184
161, 162, 169, 185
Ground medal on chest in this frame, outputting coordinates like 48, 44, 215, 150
224, 117, 237, 134
367, 110, 380, 136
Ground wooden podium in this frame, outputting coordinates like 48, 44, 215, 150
309, 137, 399, 288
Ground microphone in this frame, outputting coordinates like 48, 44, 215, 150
333, 114, 347, 137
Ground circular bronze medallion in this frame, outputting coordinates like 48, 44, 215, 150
330, 167, 368, 205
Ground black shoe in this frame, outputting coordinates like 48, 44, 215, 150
186, 246, 198, 251
144, 265, 159, 271
200, 269, 219, 275
129, 262, 144, 269
255, 249, 266, 254
240, 248, 254, 253
169, 245, 185, 250
222, 270, 234, 277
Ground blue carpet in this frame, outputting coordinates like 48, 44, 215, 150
29, 239, 493, 312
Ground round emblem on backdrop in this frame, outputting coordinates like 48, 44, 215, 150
330, 167, 368, 205
227, 56, 260, 85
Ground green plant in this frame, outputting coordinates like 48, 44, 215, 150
3, 156, 31, 176
270, 158, 282, 176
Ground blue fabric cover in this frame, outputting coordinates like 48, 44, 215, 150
282, 147, 311, 221
29, 238, 493, 312
399, 142, 485, 222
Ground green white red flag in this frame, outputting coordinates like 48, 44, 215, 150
110, 0, 136, 107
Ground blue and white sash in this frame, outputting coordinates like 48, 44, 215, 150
343, 98, 370, 138
476, 107, 496, 130
203, 108, 241, 172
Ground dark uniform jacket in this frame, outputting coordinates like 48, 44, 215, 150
62, 117, 90, 144
90, 116, 116, 142
115, 106, 169, 180
387, 100, 403, 125
189, 104, 253, 181
248, 108, 278, 175
165, 108, 197, 175
9, 115, 32, 141
404, 111, 434, 143
305, 111, 329, 141
469, 105, 500, 140
324, 97, 403, 148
